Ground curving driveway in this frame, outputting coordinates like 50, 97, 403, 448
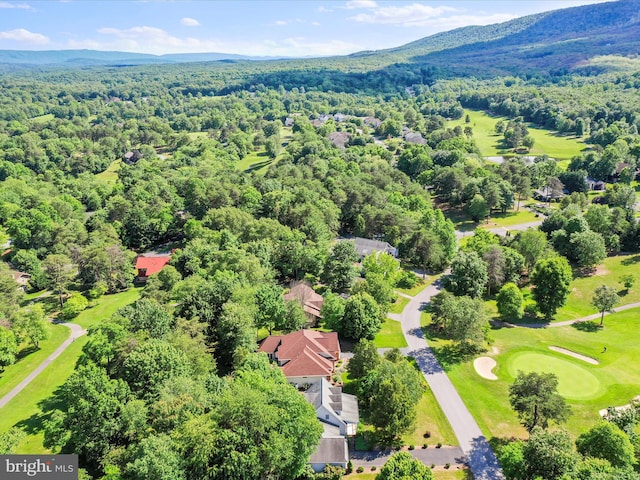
0, 322, 86, 410
396, 280, 504, 479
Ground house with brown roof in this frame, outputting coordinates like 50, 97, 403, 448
258, 329, 339, 386
283, 282, 324, 325
135, 254, 171, 283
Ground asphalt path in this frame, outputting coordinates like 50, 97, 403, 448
0, 322, 86, 410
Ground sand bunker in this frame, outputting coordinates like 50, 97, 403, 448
549, 346, 599, 365
474, 357, 498, 380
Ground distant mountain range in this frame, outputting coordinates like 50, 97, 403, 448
1, 0, 639, 75
350, 0, 640, 75
0, 49, 283, 66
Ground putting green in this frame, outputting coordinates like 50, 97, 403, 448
508, 352, 603, 400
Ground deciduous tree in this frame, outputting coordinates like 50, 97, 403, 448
375, 452, 433, 480
531, 256, 572, 320
591, 285, 619, 326
509, 371, 571, 432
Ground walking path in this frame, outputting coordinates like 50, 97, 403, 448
0, 322, 86, 410
397, 279, 504, 479
500, 301, 640, 329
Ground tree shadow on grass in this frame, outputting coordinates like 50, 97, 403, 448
571, 321, 602, 333
429, 343, 481, 371
15, 345, 39, 361
14, 386, 65, 436
621, 255, 640, 266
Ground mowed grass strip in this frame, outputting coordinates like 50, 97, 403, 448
448, 109, 586, 160
437, 307, 640, 439
373, 318, 408, 348
0, 324, 69, 399
388, 295, 410, 314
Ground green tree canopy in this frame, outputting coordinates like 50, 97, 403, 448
375, 452, 434, 480
509, 371, 571, 432
531, 256, 572, 320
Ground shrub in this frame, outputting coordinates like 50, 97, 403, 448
436, 442, 442, 448
61, 292, 88, 320
371, 466, 376, 471
346, 460, 353, 474
356, 466, 364, 473
422, 443, 428, 449
408, 444, 415, 450
445, 463, 451, 469
397, 270, 418, 289
423, 430, 431, 438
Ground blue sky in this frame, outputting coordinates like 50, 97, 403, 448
0, 0, 612, 57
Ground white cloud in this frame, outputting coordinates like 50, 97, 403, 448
430, 13, 517, 30
349, 4, 458, 26
344, 0, 377, 9
67, 25, 355, 57
180, 17, 200, 27
311, 22, 321, 26
0, 28, 49, 44
0, 2, 32, 9
275, 20, 288, 26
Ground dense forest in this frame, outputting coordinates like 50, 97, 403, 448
0, 1, 640, 479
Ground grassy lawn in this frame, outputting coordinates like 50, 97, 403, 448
30, 113, 54, 123
373, 318, 407, 348
236, 149, 273, 172
430, 307, 640, 440
95, 159, 122, 184
74, 288, 142, 330
554, 253, 640, 322
402, 388, 458, 447
442, 202, 540, 233
187, 131, 208, 140
0, 336, 88, 453
0, 324, 68, 399
447, 109, 587, 160
343, 467, 469, 479
388, 295, 410, 314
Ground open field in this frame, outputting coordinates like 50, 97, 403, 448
95, 159, 122, 184
447, 109, 587, 161
426, 307, 640, 439
373, 318, 407, 348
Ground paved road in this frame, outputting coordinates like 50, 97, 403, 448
0, 322, 86, 410
398, 280, 504, 479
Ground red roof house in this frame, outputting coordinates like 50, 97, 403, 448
283, 283, 324, 324
258, 330, 340, 382
135, 254, 171, 283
